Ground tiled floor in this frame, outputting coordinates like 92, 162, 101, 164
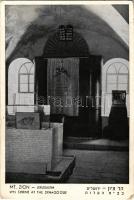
64, 149, 129, 183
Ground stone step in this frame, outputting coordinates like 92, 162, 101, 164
6, 161, 47, 174
63, 138, 129, 151
47, 156, 75, 181
6, 156, 75, 183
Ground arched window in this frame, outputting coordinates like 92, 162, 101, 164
18, 62, 34, 93
102, 58, 129, 117
106, 65, 117, 93
106, 62, 129, 94
29, 65, 34, 93
118, 65, 128, 92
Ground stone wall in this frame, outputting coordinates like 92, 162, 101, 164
6, 123, 63, 173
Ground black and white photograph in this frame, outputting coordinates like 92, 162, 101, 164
1, 1, 133, 197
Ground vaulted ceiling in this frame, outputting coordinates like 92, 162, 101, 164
6, 4, 129, 62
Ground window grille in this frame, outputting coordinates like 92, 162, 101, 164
18, 62, 34, 93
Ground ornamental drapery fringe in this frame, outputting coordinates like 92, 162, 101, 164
47, 58, 79, 116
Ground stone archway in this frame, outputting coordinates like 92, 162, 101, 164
35, 28, 102, 137
43, 31, 90, 58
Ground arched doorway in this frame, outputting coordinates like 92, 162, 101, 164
35, 27, 102, 137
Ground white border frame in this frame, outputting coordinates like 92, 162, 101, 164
0, 1, 134, 199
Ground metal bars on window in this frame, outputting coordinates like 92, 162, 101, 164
18, 62, 34, 93
106, 63, 128, 94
